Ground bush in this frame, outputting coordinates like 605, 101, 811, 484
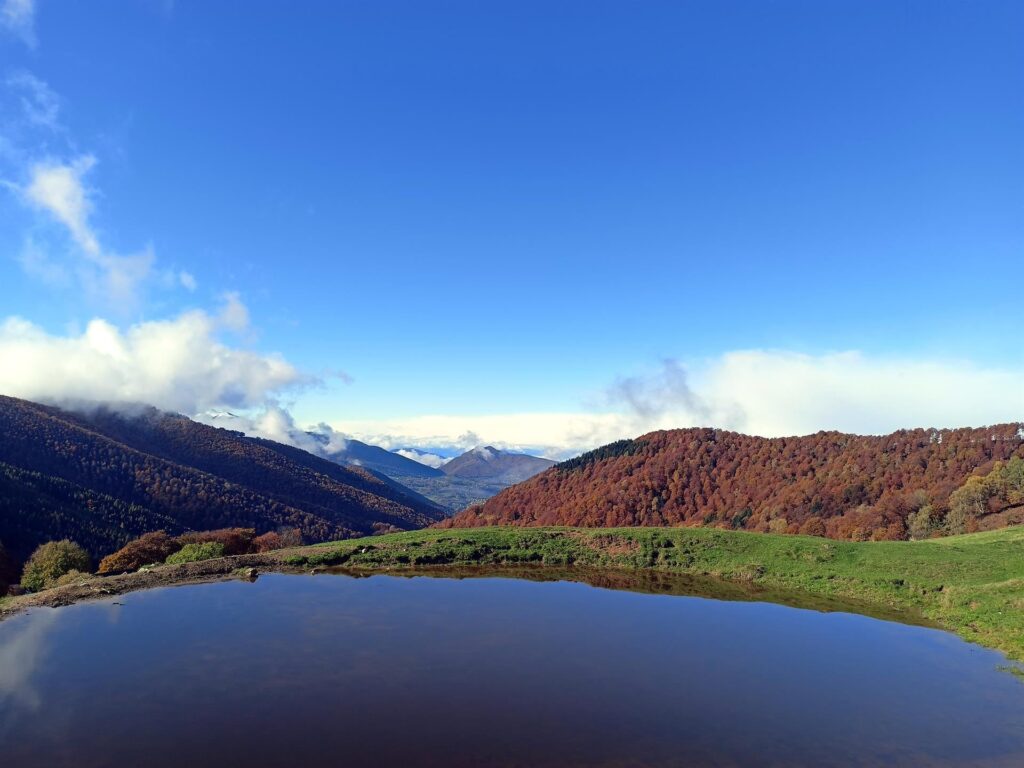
98, 531, 181, 574
52, 569, 90, 587
166, 542, 225, 565
21, 540, 93, 592
253, 528, 303, 553
175, 528, 255, 556
252, 531, 283, 552
799, 517, 827, 537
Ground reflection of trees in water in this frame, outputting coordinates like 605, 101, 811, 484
329, 565, 931, 627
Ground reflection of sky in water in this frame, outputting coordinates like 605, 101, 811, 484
1, 572, 1024, 768
0, 609, 58, 714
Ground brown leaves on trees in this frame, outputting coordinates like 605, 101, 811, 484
97, 531, 181, 574
447, 424, 1024, 542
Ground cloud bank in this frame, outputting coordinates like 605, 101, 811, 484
0, 296, 303, 415
326, 351, 1024, 459
394, 449, 450, 469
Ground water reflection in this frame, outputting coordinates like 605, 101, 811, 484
0, 609, 58, 712
1, 571, 1023, 768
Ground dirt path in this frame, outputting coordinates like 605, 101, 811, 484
0, 550, 306, 617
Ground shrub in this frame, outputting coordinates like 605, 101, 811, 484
21, 540, 93, 592
253, 528, 303, 553
799, 517, 827, 537
52, 569, 90, 587
166, 542, 225, 565
253, 531, 283, 552
175, 528, 255, 556
768, 517, 789, 535
98, 531, 181, 574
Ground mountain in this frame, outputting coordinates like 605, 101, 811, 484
442, 446, 555, 484
443, 425, 1024, 540
0, 396, 445, 564
366, 446, 554, 512
199, 411, 552, 512
317, 436, 444, 479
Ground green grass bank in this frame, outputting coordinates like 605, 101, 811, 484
4, 525, 1023, 664
289, 525, 1024, 663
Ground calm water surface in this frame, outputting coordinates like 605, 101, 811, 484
1, 571, 1023, 767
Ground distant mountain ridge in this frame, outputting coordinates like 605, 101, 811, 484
442, 446, 555, 484
197, 410, 554, 512
374, 445, 554, 512
443, 425, 1024, 540
316, 436, 444, 479
0, 396, 445, 564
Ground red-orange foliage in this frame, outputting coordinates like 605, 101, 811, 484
253, 529, 303, 552
444, 425, 1024, 541
97, 531, 181, 574
253, 532, 283, 552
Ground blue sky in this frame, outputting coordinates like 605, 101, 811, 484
1, 1, 1022, 457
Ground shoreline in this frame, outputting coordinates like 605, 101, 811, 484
3, 526, 1023, 664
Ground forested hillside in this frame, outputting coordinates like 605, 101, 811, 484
444, 425, 1024, 541
0, 396, 444, 563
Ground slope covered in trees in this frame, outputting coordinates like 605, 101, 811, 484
444, 425, 1024, 541
0, 396, 444, 564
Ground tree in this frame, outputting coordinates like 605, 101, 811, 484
799, 517, 827, 537
97, 531, 180, 574
907, 504, 935, 540
946, 476, 989, 534
0, 539, 15, 593
175, 528, 256, 555
21, 540, 92, 592
1000, 456, 1024, 505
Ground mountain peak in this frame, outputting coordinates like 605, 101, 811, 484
442, 445, 554, 482
468, 446, 501, 460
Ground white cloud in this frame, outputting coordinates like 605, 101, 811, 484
701, 350, 1024, 438
16, 237, 68, 287
25, 155, 99, 255
0, 0, 35, 47
0, 296, 304, 414
394, 448, 450, 468
17, 155, 192, 309
192, 408, 352, 457
6, 71, 59, 129
329, 413, 623, 460
324, 352, 1024, 458
217, 290, 249, 331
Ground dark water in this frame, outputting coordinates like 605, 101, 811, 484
2, 571, 1023, 768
